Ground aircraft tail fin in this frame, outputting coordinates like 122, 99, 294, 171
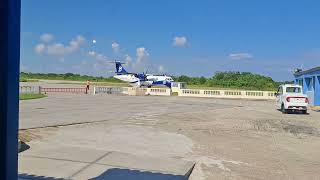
115, 62, 127, 74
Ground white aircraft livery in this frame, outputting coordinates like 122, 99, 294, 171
113, 62, 174, 88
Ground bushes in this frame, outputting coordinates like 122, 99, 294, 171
174, 71, 284, 91
208, 72, 277, 90
174, 75, 207, 85
20, 77, 28, 82
20, 71, 290, 91
20, 72, 123, 83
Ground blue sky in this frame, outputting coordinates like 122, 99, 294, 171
21, 0, 320, 81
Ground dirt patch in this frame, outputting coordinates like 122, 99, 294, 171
253, 119, 281, 132
311, 106, 320, 112
19, 127, 58, 142
282, 123, 320, 137
252, 118, 320, 137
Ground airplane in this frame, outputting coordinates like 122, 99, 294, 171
113, 61, 174, 88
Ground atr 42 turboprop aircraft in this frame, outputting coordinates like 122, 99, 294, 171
113, 61, 174, 88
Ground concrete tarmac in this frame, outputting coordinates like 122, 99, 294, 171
19, 93, 320, 180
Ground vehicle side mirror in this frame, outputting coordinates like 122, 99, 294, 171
274, 92, 278, 96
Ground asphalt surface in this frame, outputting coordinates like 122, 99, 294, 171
19, 94, 235, 129
19, 92, 320, 180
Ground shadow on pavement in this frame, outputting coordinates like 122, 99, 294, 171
19, 141, 30, 153
18, 173, 63, 180
90, 168, 188, 180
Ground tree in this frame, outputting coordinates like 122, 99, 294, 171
199, 76, 206, 84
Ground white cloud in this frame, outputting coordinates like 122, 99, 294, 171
159, 65, 164, 72
87, 51, 112, 72
95, 54, 107, 61
93, 59, 111, 71
88, 51, 108, 61
66, 35, 85, 53
111, 42, 120, 53
228, 53, 253, 60
88, 51, 96, 56
124, 55, 132, 65
40, 33, 54, 43
173, 36, 187, 47
136, 47, 149, 62
34, 43, 46, 54
72, 58, 113, 77
47, 43, 66, 56
37, 35, 86, 57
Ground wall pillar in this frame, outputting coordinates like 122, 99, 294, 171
0, 0, 21, 179
315, 76, 320, 106
303, 76, 308, 93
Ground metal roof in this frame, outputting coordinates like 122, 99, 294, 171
281, 84, 301, 87
294, 66, 320, 76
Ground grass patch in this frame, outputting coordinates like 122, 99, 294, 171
20, 78, 39, 82
171, 92, 179, 96
20, 94, 46, 100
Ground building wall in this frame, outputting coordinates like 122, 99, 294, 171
315, 75, 320, 106
294, 70, 320, 106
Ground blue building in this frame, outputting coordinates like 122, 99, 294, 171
294, 67, 320, 106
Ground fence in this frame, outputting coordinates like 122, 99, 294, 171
146, 88, 171, 96
127, 87, 148, 96
40, 87, 87, 94
93, 86, 128, 95
94, 86, 147, 96
94, 86, 171, 96
178, 89, 276, 100
94, 86, 275, 99
30, 85, 275, 100
20, 86, 40, 94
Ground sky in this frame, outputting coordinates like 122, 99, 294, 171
21, 0, 320, 81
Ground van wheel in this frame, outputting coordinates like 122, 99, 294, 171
302, 110, 307, 114
281, 104, 287, 114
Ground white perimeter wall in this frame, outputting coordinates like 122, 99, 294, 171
94, 86, 276, 100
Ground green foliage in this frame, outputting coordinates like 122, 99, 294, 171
173, 75, 208, 85
171, 92, 179, 96
174, 71, 287, 91
20, 77, 28, 82
21, 71, 291, 91
20, 77, 38, 82
20, 94, 46, 100
20, 72, 124, 83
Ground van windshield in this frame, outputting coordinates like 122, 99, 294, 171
286, 87, 301, 93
